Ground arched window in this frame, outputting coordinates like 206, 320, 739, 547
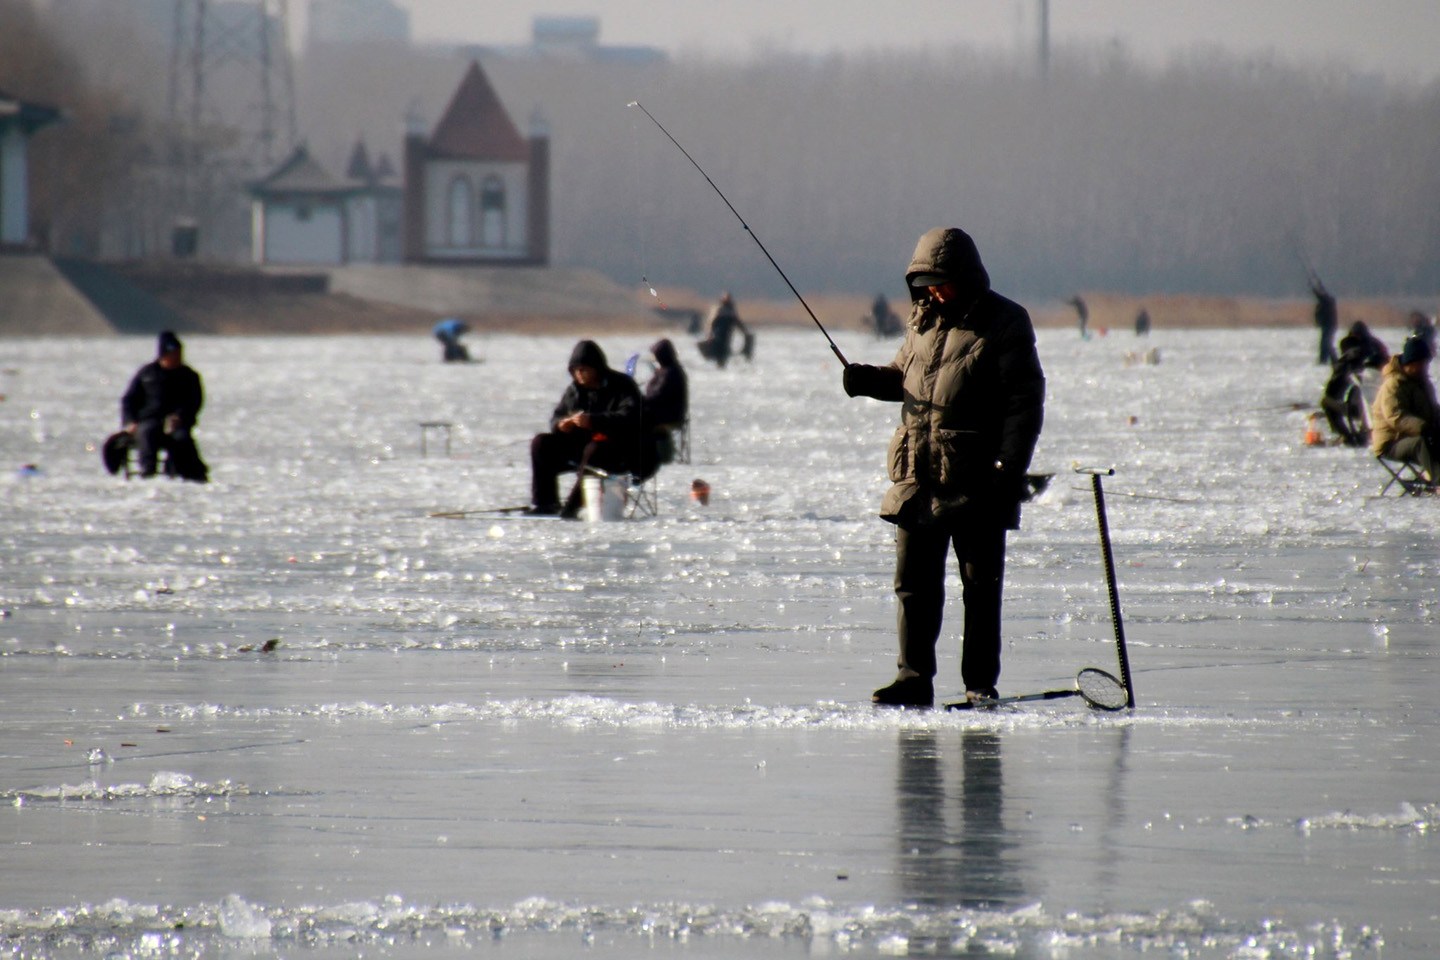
480, 175, 506, 248
447, 176, 473, 248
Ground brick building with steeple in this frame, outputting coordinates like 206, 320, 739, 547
402, 61, 549, 265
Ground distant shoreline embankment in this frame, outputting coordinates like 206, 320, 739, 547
0, 254, 1433, 337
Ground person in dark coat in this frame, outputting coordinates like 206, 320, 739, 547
842, 227, 1046, 707
1319, 352, 1370, 447
1310, 274, 1338, 365
528, 340, 641, 517
1408, 310, 1436, 355
641, 338, 688, 429
1321, 321, 1389, 446
1066, 295, 1089, 339
697, 292, 752, 369
638, 338, 688, 479
869, 293, 902, 337
1336, 320, 1388, 370
117, 331, 208, 482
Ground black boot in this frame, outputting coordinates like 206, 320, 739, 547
871, 676, 934, 708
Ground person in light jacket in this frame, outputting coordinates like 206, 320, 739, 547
842, 227, 1046, 708
1370, 336, 1438, 485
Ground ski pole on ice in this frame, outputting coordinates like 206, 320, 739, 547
1075, 466, 1136, 708
626, 100, 849, 368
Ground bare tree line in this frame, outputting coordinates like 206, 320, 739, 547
485, 49, 1440, 301
7, 0, 1438, 300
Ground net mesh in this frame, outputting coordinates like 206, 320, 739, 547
1076, 668, 1129, 710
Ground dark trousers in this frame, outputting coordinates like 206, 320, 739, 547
530, 432, 630, 510
1320, 393, 1367, 446
1317, 326, 1337, 365
1386, 433, 1439, 483
134, 420, 208, 482
894, 519, 1008, 692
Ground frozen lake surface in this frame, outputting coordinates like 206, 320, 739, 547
1, 326, 1436, 959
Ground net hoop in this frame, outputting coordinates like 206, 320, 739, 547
1076, 667, 1129, 711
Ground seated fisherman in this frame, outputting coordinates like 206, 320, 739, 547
639, 338, 689, 477
1408, 311, 1436, 355
1337, 320, 1389, 370
1370, 336, 1439, 485
117, 330, 208, 482
1319, 352, 1370, 447
528, 340, 641, 517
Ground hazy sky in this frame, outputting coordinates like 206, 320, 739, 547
393, 0, 1439, 83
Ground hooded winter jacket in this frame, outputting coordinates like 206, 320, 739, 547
846, 228, 1045, 529
551, 340, 642, 451
643, 338, 689, 428
1370, 356, 1438, 456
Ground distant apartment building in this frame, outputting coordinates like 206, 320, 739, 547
50, 0, 286, 56
0, 89, 62, 249
307, 0, 410, 48
457, 15, 666, 65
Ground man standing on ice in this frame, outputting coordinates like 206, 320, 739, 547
1309, 273, 1339, 365
698, 292, 753, 368
842, 227, 1046, 708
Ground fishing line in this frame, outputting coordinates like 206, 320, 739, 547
428, 505, 531, 519
628, 103, 670, 311
18, 737, 311, 774
1067, 485, 1201, 505
626, 100, 849, 368
1133, 654, 1355, 675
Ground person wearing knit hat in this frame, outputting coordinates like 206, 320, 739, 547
116, 331, 208, 482
1370, 335, 1438, 487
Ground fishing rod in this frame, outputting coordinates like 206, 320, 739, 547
1287, 232, 1325, 290
626, 100, 849, 368
1067, 485, 1200, 505
429, 505, 530, 519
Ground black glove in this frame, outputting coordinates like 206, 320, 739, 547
990, 461, 1030, 503
843, 363, 887, 399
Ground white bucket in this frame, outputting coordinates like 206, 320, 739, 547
582, 474, 625, 522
